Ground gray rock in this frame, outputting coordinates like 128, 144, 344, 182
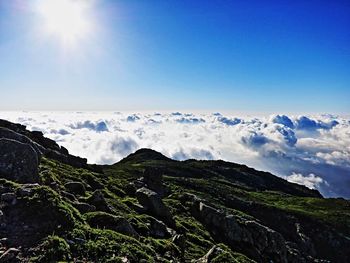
86, 212, 139, 238
65, 181, 86, 195
87, 190, 113, 213
148, 217, 171, 238
0, 127, 44, 157
142, 167, 170, 197
136, 187, 174, 227
0, 139, 39, 184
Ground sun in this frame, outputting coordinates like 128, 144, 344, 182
35, 0, 92, 48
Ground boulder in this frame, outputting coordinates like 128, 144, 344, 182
87, 190, 113, 213
73, 202, 96, 214
86, 212, 139, 238
136, 187, 174, 227
0, 139, 39, 184
0, 127, 44, 157
148, 217, 171, 238
65, 182, 86, 195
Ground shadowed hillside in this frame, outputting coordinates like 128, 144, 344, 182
0, 119, 349, 262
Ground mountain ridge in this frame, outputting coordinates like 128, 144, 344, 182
0, 119, 349, 262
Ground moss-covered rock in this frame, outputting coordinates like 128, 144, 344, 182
85, 211, 139, 238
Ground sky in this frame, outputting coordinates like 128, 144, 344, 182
0, 0, 349, 112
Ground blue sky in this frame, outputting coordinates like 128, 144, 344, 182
0, 0, 349, 112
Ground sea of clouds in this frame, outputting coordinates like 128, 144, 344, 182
1, 111, 349, 198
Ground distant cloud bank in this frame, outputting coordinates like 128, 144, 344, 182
1, 111, 349, 198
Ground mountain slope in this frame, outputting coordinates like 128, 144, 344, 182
0, 119, 349, 262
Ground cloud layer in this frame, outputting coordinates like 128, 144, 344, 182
1, 111, 349, 198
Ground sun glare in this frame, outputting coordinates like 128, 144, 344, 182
35, 0, 92, 48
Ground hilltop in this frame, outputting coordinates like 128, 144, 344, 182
0, 119, 349, 262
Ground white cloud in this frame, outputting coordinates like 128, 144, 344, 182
0, 111, 349, 198
284, 173, 327, 190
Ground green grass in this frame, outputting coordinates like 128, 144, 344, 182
247, 191, 350, 234
3, 151, 348, 262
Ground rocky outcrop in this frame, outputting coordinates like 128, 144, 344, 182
136, 187, 175, 227
45, 150, 88, 169
0, 127, 44, 157
0, 119, 91, 171
0, 139, 39, 184
187, 194, 290, 263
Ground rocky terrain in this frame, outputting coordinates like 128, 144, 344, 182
0, 118, 349, 262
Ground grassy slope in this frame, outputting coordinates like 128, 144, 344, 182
19, 150, 349, 262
